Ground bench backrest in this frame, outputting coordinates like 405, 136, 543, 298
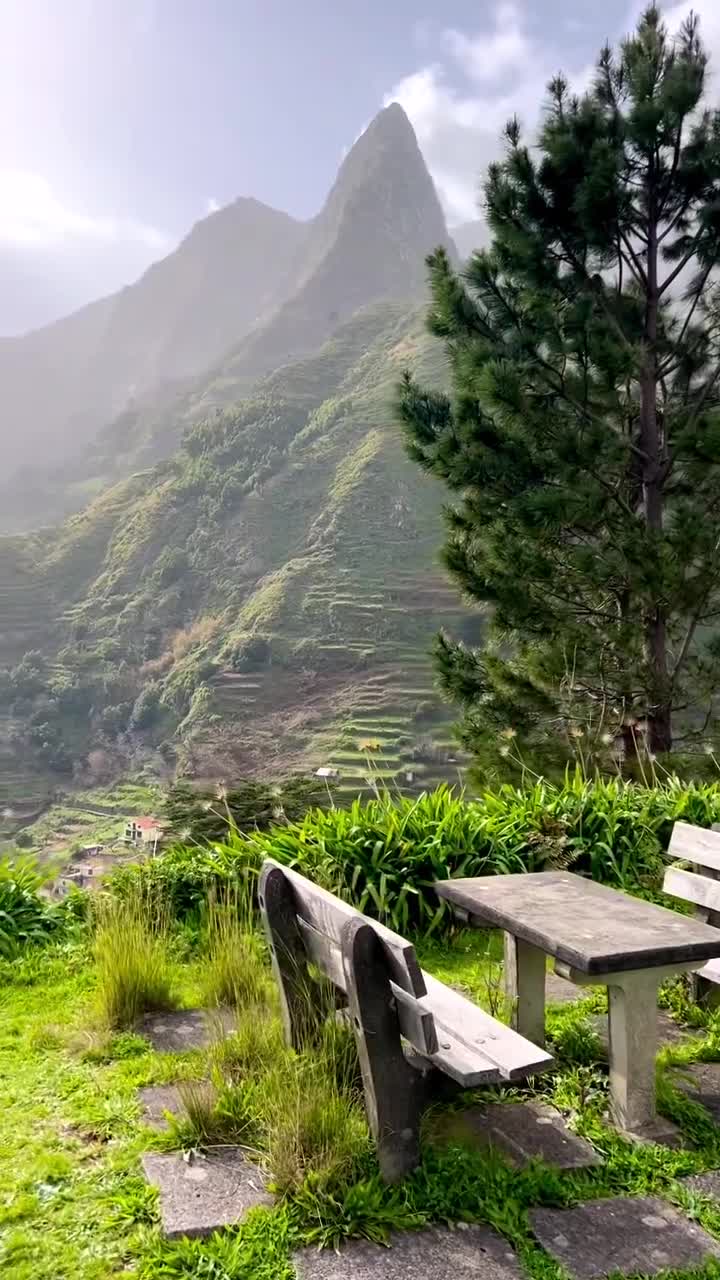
663, 821, 720, 918
259, 858, 554, 1084
259, 859, 438, 1054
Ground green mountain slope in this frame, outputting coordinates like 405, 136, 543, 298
0, 104, 455, 535
0, 301, 481, 811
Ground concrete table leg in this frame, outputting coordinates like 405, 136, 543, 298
504, 933, 547, 1048
607, 972, 660, 1135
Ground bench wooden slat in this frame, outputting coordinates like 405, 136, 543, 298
264, 859, 425, 997
420, 970, 553, 1080
664, 865, 720, 914
297, 918, 439, 1055
422, 1034, 502, 1086
666, 822, 720, 873
697, 958, 720, 984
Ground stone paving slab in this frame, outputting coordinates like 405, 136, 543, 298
531, 1196, 720, 1279
293, 1224, 523, 1279
138, 1084, 187, 1131
431, 1102, 601, 1169
671, 1061, 720, 1123
546, 972, 584, 1004
590, 1010, 698, 1056
142, 1147, 271, 1239
139, 1008, 235, 1052
682, 1170, 720, 1200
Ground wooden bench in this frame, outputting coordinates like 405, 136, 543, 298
663, 820, 720, 1001
258, 858, 552, 1182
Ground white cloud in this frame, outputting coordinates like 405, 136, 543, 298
665, 2, 720, 68
384, 1, 720, 229
205, 196, 221, 215
383, 3, 563, 225
0, 169, 169, 251
442, 3, 532, 85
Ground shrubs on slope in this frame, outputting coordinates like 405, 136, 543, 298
112, 775, 720, 937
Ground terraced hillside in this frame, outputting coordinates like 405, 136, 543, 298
0, 302, 481, 795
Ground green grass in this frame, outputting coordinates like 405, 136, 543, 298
8, 929, 720, 1280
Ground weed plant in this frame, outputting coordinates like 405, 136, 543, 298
173, 962, 369, 1193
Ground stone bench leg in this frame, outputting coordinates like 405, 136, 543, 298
504, 933, 547, 1049
607, 972, 659, 1135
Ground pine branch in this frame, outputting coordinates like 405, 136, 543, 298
658, 261, 714, 376
618, 230, 648, 288
658, 226, 709, 296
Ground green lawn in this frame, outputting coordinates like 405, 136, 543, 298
5, 932, 720, 1279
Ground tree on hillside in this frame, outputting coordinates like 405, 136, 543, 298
163, 775, 334, 844
399, 5, 720, 771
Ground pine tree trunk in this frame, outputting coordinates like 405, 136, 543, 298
639, 192, 672, 755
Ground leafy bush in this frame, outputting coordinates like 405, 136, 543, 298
115, 775, 720, 936
129, 682, 162, 731
0, 857, 59, 957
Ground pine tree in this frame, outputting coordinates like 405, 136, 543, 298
398, 5, 720, 772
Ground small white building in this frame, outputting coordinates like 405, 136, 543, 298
315, 767, 340, 780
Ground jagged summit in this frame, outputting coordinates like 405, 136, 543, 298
0, 101, 452, 530
218, 103, 453, 388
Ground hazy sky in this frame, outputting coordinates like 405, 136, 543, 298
1, 0, 718, 335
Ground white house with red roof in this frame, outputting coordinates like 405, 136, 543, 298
124, 816, 165, 850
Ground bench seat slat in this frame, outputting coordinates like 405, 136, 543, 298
296, 918, 548, 1074
663, 865, 720, 915
666, 822, 720, 874
697, 958, 720, 985
265, 859, 425, 997
420, 970, 553, 1080
420, 1035, 502, 1087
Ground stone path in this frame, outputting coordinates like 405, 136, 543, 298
430, 1101, 602, 1169
530, 1196, 720, 1280
138, 1084, 187, 1132
671, 1060, 720, 1122
293, 1225, 523, 1279
141, 1148, 271, 1239
139, 1007, 235, 1053
546, 971, 585, 1004
682, 1170, 720, 1200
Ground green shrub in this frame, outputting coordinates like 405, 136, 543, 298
0, 857, 60, 957
112, 774, 720, 937
93, 889, 177, 1030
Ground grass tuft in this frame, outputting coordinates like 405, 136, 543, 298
201, 889, 270, 1009
93, 889, 176, 1030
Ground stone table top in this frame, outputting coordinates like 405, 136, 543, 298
435, 871, 720, 975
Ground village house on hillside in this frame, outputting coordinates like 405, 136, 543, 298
124, 816, 165, 850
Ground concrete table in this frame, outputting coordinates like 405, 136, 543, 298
435, 870, 720, 1138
